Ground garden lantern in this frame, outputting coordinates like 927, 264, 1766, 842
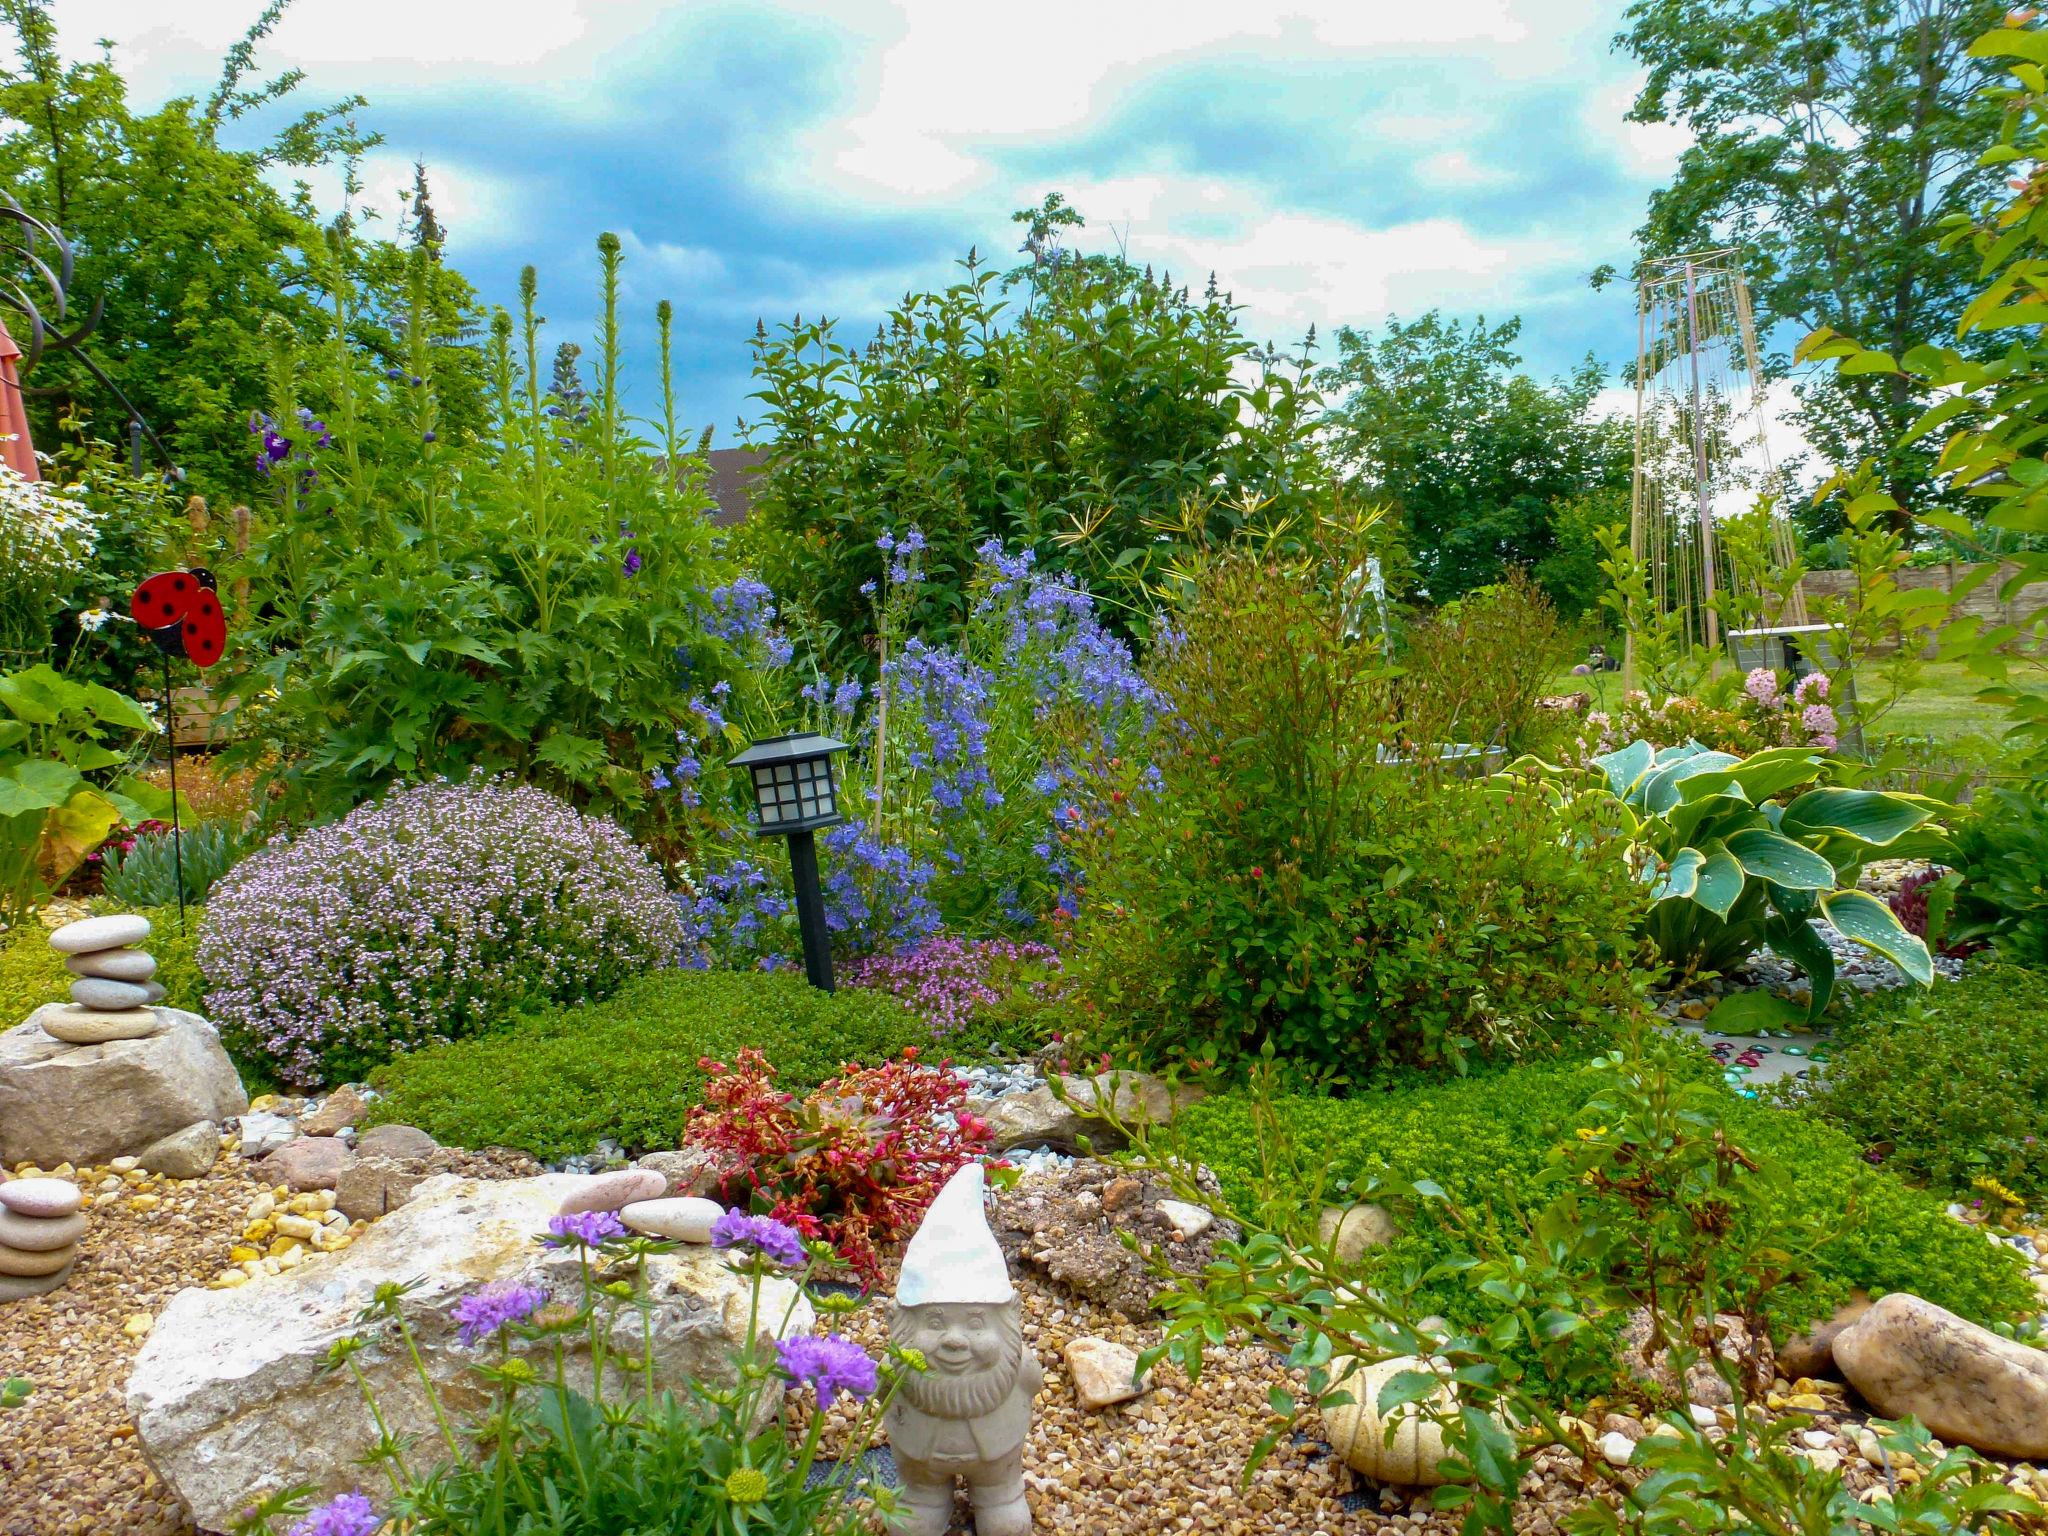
731, 731, 848, 991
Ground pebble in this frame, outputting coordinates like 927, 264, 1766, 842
556, 1168, 665, 1214
0, 1178, 82, 1219
64, 946, 157, 982
0, 1209, 85, 1252
46, 914, 151, 954
1599, 1430, 1637, 1467
39, 1006, 160, 1045
1156, 1199, 1215, 1240
0, 1241, 78, 1277
237, 1112, 300, 1158
618, 1196, 723, 1242
68, 976, 153, 1011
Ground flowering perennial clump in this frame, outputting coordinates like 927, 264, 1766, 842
710, 1210, 807, 1269
0, 465, 99, 655
843, 935, 1058, 1036
685, 1046, 992, 1286
775, 1333, 879, 1406
199, 779, 688, 1086
283, 1491, 378, 1536
451, 1281, 549, 1345
545, 1210, 626, 1250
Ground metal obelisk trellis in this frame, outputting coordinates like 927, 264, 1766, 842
1628, 248, 1804, 663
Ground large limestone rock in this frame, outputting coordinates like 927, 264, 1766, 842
0, 1007, 246, 1168
126, 1173, 812, 1532
970, 1070, 1205, 1154
1833, 1292, 2048, 1458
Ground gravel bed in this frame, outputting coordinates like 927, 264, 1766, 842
0, 1148, 275, 1536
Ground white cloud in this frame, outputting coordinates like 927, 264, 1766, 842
271, 151, 528, 251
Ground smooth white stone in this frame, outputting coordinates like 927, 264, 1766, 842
618, 1196, 724, 1243
47, 915, 151, 955
65, 948, 158, 983
71, 977, 153, 1011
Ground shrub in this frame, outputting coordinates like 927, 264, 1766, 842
200, 780, 685, 1087
1786, 966, 2048, 1202
1397, 570, 1573, 757
684, 1047, 992, 1285
1948, 785, 2048, 969
1170, 1057, 2036, 1339
363, 969, 927, 1160
1066, 535, 1649, 1085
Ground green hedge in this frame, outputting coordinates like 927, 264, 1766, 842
363, 969, 928, 1160
1793, 964, 2048, 1202
1171, 1055, 2035, 1339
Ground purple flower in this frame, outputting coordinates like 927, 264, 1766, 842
1744, 668, 1779, 705
776, 1333, 879, 1406
711, 1211, 805, 1268
544, 1210, 626, 1250
286, 1491, 379, 1536
1795, 671, 1830, 702
1802, 702, 1837, 737
622, 549, 642, 578
452, 1282, 548, 1346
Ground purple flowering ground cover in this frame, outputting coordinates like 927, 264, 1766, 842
199, 779, 688, 1087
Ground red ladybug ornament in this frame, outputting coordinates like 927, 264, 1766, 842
130, 569, 226, 668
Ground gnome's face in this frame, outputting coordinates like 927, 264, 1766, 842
899, 1301, 1014, 1376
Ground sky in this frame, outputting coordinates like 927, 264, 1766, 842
50, 0, 1699, 447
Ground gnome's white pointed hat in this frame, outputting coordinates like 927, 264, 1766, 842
896, 1162, 1014, 1307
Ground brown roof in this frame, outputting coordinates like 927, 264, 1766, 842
700, 445, 767, 528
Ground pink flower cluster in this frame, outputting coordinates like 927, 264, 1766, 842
842, 935, 1058, 1035
198, 779, 688, 1086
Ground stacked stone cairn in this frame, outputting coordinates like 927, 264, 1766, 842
42, 914, 165, 1045
0, 1176, 84, 1300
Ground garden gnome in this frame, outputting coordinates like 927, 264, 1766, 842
886, 1162, 1040, 1536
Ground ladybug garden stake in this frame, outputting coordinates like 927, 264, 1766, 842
126, 570, 227, 927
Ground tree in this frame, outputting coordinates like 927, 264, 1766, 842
742, 195, 1328, 664
1613, 0, 2011, 519
0, 0, 484, 496
1317, 312, 1630, 605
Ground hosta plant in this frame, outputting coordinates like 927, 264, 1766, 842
1522, 741, 1943, 1016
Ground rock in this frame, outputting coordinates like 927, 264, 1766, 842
1156, 1199, 1214, 1241
1833, 1293, 2048, 1458
1777, 1291, 1872, 1381
138, 981, 166, 1005
1064, 1337, 1149, 1410
127, 1173, 812, 1531
263, 1136, 355, 1192
47, 913, 150, 954
353, 1122, 437, 1160
0, 1241, 77, 1276
1618, 1308, 1774, 1408
1317, 1203, 1396, 1263
39, 1005, 161, 1045
1598, 1430, 1637, 1468
0, 1257, 73, 1300
334, 1155, 434, 1223
301, 1087, 367, 1137
634, 1147, 717, 1197
68, 975, 154, 1011
991, 1160, 1239, 1318
557, 1168, 665, 1214
620, 1196, 723, 1243
0, 1208, 85, 1250
0, 1008, 245, 1168
1321, 1355, 1466, 1485
65, 947, 157, 983
970, 1070, 1205, 1155
0, 1177, 82, 1218
137, 1121, 220, 1180
236, 1111, 299, 1157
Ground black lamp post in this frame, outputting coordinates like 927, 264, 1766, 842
730, 731, 849, 991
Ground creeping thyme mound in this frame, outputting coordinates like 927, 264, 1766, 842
200, 780, 686, 1086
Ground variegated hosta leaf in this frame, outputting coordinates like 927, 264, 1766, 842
1820, 889, 1934, 984
1780, 787, 1935, 847
1723, 828, 1838, 890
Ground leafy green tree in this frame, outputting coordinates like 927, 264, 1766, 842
741, 194, 1328, 662
0, 0, 484, 496
1317, 312, 1629, 604
1612, 0, 2011, 518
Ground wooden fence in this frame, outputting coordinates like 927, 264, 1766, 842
1797, 560, 2048, 653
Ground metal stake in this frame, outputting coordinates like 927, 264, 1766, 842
160, 649, 186, 932
785, 828, 834, 992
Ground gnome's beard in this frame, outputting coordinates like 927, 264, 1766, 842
891, 1308, 1023, 1420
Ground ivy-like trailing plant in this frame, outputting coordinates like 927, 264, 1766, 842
1518, 741, 1943, 1016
